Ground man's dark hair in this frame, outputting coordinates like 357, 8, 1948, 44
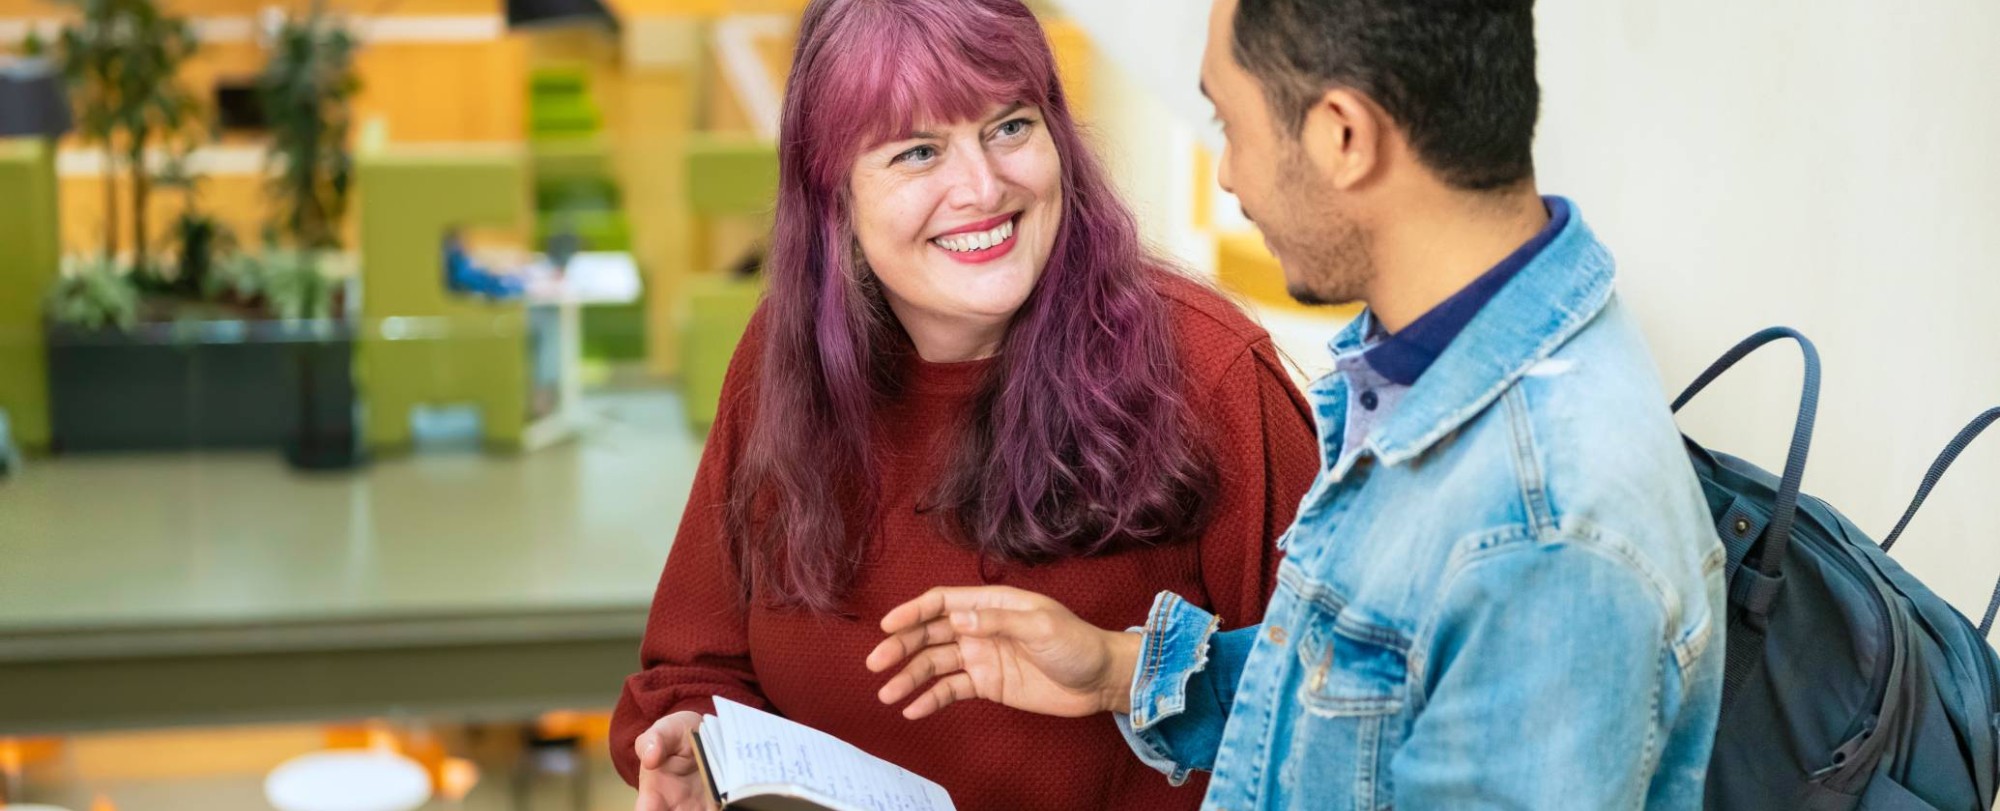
1233, 0, 1540, 191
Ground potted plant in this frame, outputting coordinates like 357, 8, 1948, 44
33, 0, 365, 461
44, 256, 139, 332
261, 0, 358, 254
157, 151, 236, 302
259, 3, 362, 470
37, 0, 202, 270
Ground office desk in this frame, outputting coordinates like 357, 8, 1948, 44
0, 391, 699, 734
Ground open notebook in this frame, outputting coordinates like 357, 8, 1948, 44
689, 698, 957, 811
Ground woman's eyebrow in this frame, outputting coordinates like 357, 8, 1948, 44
895, 103, 1029, 142
984, 102, 1028, 125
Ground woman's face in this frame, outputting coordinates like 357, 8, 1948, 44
848, 102, 1064, 361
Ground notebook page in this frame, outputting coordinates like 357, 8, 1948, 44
700, 712, 730, 791
712, 697, 954, 811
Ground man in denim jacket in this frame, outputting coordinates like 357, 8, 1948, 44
869, 0, 1726, 807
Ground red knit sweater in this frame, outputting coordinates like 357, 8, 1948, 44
612, 275, 1319, 810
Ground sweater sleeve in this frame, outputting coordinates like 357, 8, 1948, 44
609, 315, 772, 787
1197, 338, 1319, 632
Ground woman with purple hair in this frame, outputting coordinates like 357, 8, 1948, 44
611, 0, 1317, 808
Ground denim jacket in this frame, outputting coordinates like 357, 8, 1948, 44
1119, 204, 1727, 810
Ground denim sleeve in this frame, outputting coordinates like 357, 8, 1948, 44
1394, 542, 1674, 809
1112, 591, 1260, 784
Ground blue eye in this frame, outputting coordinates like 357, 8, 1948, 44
996, 118, 1034, 139
894, 144, 938, 165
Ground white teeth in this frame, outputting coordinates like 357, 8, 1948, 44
934, 218, 1016, 253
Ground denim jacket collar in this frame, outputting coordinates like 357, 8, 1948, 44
1326, 196, 1615, 469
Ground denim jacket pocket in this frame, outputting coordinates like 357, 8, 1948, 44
1294, 611, 1408, 717
1284, 608, 1409, 810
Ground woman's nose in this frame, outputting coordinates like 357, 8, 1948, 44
944, 150, 1006, 212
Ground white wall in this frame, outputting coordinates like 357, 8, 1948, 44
1538, 0, 2000, 621
1081, 46, 1216, 274
1062, 0, 2000, 622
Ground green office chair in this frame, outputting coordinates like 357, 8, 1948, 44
678, 135, 777, 432
354, 149, 532, 451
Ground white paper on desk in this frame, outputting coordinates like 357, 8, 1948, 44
705, 697, 956, 811
562, 252, 643, 304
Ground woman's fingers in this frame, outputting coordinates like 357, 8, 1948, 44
662, 751, 701, 776
878, 642, 965, 706
636, 746, 708, 811
903, 671, 979, 720
865, 616, 957, 673
637, 711, 703, 771
636, 766, 666, 811
637, 728, 666, 770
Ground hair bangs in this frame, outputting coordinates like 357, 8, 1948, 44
802, 1, 1054, 170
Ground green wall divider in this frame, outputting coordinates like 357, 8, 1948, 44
0, 139, 61, 453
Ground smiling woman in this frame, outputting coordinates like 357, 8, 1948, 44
847, 99, 1063, 362
609, 1, 1321, 809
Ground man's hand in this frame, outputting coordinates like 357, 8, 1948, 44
867, 586, 1144, 719
634, 711, 717, 811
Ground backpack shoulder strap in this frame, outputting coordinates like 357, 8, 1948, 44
1880, 407, 2000, 634
1674, 327, 1822, 583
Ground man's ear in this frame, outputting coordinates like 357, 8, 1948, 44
1298, 88, 1383, 191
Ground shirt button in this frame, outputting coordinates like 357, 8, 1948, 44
1266, 624, 1288, 645
1360, 390, 1380, 411
1309, 665, 1329, 692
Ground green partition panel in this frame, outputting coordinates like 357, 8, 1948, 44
686, 135, 779, 217
679, 274, 762, 431
676, 137, 776, 430
355, 149, 531, 451
0, 139, 60, 452
527, 67, 645, 364
527, 64, 601, 140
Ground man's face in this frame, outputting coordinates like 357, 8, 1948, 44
1202, 0, 1374, 306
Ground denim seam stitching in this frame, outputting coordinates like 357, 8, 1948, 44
1502, 387, 1556, 538
1276, 567, 1416, 656
1414, 526, 1670, 710
1562, 520, 1692, 667
1138, 595, 1168, 708
1637, 644, 1669, 799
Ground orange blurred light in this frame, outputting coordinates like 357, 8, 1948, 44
366, 728, 399, 754
536, 710, 613, 742
438, 757, 480, 802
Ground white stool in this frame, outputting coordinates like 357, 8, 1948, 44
264, 751, 431, 811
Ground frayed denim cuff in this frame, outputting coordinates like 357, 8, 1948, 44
1130, 591, 1221, 730
1112, 591, 1219, 785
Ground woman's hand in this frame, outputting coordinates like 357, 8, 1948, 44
867, 586, 1143, 719
634, 711, 717, 811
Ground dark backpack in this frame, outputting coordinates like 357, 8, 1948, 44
1679, 327, 2000, 810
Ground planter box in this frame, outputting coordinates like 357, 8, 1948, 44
46, 320, 356, 455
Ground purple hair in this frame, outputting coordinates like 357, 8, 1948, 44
729, 0, 1217, 612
